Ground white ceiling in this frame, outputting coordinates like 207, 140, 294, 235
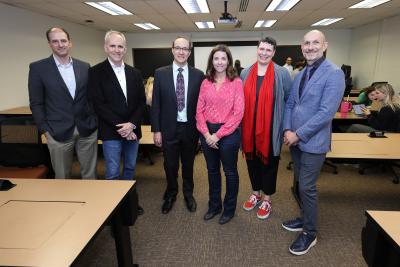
1, 0, 400, 33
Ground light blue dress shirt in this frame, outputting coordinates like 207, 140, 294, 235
54, 55, 76, 99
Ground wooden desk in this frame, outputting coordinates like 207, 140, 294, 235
343, 96, 358, 102
327, 133, 400, 159
0, 106, 31, 116
362, 210, 400, 267
334, 112, 366, 120
0, 179, 137, 267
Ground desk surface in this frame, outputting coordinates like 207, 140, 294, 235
366, 210, 400, 247
0, 178, 135, 267
334, 112, 366, 120
0, 106, 31, 115
327, 133, 400, 159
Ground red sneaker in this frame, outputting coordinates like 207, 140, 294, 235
242, 194, 262, 211
257, 200, 272, 220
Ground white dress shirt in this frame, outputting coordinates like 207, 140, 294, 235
108, 58, 127, 101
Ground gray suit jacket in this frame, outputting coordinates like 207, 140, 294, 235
283, 59, 345, 154
28, 55, 97, 142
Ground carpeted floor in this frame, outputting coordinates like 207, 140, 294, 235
74, 146, 400, 267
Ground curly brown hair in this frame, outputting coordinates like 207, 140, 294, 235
205, 44, 237, 82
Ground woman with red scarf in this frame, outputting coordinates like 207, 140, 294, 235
241, 37, 292, 220
196, 44, 244, 225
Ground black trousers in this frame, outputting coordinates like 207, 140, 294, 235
162, 122, 198, 199
246, 152, 280, 195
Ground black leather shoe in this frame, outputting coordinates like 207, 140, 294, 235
184, 196, 197, 212
162, 198, 176, 214
137, 205, 144, 216
218, 214, 233, 225
203, 209, 221, 220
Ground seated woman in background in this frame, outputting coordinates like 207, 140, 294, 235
347, 83, 400, 132
356, 86, 375, 106
144, 76, 154, 106
196, 44, 244, 225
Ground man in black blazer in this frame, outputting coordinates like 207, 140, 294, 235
151, 37, 204, 214
28, 27, 97, 179
88, 30, 145, 213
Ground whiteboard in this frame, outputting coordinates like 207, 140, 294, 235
194, 46, 257, 73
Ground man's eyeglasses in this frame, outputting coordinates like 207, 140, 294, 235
173, 46, 190, 53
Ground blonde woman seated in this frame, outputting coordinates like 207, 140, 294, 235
347, 83, 400, 133
145, 76, 154, 106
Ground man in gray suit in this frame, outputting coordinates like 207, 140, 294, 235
28, 27, 97, 179
282, 30, 345, 255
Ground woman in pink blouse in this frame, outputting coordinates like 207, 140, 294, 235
196, 44, 244, 225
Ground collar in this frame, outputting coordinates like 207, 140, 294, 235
53, 55, 73, 67
108, 58, 125, 69
307, 57, 325, 69
173, 62, 188, 73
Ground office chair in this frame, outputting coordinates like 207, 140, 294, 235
0, 116, 50, 178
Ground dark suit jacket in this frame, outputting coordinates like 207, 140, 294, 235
151, 65, 204, 141
28, 55, 97, 142
88, 60, 145, 141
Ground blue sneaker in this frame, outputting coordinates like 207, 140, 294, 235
289, 232, 317, 256
282, 218, 303, 232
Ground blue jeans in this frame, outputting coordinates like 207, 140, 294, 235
103, 139, 139, 180
200, 129, 240, 217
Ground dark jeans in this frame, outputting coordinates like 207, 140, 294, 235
200, 128, 240, 217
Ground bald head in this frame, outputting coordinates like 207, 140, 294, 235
304, 30, 326, 43
301, 30, 328, 65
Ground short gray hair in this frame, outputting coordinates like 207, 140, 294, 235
104, 30, 126, 45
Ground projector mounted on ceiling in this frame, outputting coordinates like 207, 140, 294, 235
218, 1, 238, 25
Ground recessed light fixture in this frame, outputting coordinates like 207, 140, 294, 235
195, 21, 215, 29
312, 18, 344, 26
349, 0, 391, 9
254, 20, 277, 28
134, 23, 160, 30
266, 0, 301, 11
85, 2, 132, 15
177, 0, 210, 14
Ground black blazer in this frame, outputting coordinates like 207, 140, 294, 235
88, 60, 145, 140
151, 65, 204, 141
28, 56, 97, 142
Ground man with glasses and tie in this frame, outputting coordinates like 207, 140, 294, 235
282, 30, 345, 255
151, 36, 204, 214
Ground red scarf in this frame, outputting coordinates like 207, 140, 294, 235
242, 62, 275, 164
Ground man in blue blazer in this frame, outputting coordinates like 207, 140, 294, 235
282, 30, 345, 255
29, 27, 97, 179
151, 37, 204, 214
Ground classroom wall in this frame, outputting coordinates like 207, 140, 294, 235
0, 3, 105, 110
125, 29, 352, 69
350, 14, 400, 92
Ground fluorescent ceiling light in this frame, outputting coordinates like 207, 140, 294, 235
266, 0, 300, 11
254, 20, 277, 28
312, 18, 343, 26
195, 21, 215, 29
134, 23, 160, 30
349, 0, 391, 9
177, 0, 210, 13
85, 2, 132, 15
